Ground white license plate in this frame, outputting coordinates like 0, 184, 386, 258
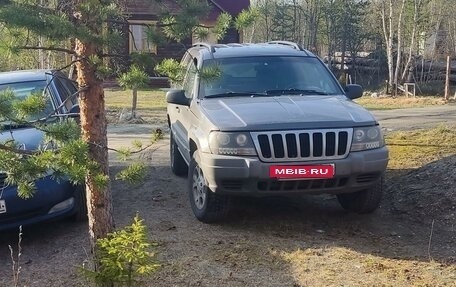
0, 200, 6, 214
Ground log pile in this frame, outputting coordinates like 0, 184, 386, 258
325, 51, 456, 86
415, 59, 456, 83
323, 51, 384, 74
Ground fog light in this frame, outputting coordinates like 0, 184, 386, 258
48, 197, 74, 214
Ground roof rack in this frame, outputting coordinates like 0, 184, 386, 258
226, 43, 245, 47
192, 42, 216, 53
266, 41, 303, 51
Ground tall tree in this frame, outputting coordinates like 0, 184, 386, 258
0, 0, 118, 248
0, 0, 234, 269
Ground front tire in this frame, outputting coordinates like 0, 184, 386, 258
188, 154, 230, 223
337, 176, 384, 214
170, 132, 188, 177
71, 185, 87, 222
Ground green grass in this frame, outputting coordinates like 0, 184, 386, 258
355, 96, 447, 110
385, 125, 456, 169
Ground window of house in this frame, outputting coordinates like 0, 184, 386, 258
129, 21, 157, 54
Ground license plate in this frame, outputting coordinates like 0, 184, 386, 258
270, 165, 335, 179
0, 200, 6, 214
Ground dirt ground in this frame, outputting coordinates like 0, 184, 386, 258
1, 107, 456, 287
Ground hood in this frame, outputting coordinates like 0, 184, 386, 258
200, 95, 377, 131
0, 127, 44, 151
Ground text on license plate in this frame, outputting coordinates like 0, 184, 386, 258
0, 200, 6, 214
269, 165, 335, 179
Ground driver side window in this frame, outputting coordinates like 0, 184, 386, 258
182, 61, 197, 99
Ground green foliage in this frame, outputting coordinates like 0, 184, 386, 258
13, 93, 48, 119
0, 25, 43, 71
84, 215, 160, 286
0, 2, 90, 42
115, 162, 147, 185
41, 119, 81, 144
0, 87, 103, 198
213, 13, 232, 40
118, 66, 149, 90
160, 0, 210, 42
193, 26, 210, 41
130, 52, 157, 75
199, 64, 222, 83
235, 8, 260, 30
0, 89, 15, 120
155, 58, 185, 84
155, 58, 223, 86
131, 140, 143, 150
144, 26, 166, 46
113, 129, 162, 186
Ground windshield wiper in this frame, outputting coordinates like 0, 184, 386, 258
204, 91, 269, 99
266, 89, 330, 95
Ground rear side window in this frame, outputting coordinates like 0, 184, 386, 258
0, 80, 54, 120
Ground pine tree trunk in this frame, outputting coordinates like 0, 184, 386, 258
132, 89, 138, 115
75, 38, 114, 249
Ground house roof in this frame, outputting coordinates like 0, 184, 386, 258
210, 0, 250, 16
124, 0, 250, 18
123, 0, 180, 16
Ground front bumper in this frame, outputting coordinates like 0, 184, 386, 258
198, 147, 389, 195
0, 176, 78, 231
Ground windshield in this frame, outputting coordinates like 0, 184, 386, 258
0, 80, 54, 121
200, 56, 343, 98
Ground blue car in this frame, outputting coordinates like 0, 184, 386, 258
0, 70, 86, 231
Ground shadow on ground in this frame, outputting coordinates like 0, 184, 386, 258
1, 155, 455, 286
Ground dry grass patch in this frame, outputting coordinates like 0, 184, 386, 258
105, 88, 166, 110
356, 96, 447, 110
279, 247, 456, 287
104, 88, 167, 124
385, 125, 456, 170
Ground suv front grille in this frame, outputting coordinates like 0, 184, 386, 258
251, 129, 352, 162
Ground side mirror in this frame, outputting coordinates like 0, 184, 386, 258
166, 89, 190, 106
345, 84, 363, 100
68, 104, 80, 124
69, 104, 80, 115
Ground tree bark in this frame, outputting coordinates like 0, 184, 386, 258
75, 38, 114, 246
73, 0, 114, 251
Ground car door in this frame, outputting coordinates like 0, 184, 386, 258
169, 54, 198, 163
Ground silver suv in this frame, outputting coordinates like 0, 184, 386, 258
166, 41, 389, 223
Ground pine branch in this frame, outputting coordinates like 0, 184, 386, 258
17, 46, 76, 55
0, 143, 36, 156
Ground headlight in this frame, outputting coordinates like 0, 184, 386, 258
209, 132, 257, 156
351, 126, 384, 152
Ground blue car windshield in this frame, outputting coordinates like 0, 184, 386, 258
0, 80, 54, 121
199, 56, 343, 98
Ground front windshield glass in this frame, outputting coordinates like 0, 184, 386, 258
200, 56, 343, 98
0, 80, 54, 121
